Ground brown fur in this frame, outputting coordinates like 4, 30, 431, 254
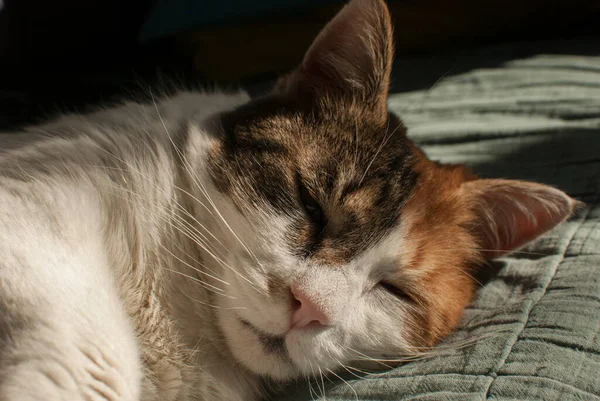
209, 0, 576, 355
391, 141, 575, 348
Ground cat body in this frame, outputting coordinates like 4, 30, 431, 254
0, 91, 261, 400
0, 1, 576, 400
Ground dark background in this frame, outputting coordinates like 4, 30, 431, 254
1, 0, 599, 129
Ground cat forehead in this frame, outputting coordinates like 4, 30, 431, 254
217, 96, 416, 180
220, 95, 404, 148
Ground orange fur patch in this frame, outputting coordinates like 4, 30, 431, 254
398, 145, 482, 347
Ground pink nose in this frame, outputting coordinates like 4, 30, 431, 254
290, 286, 329, 329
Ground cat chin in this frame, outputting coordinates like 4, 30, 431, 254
218, 310, 341, 380
219, 312, 296, 379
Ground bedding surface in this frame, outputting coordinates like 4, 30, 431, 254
277, 51, 600, 400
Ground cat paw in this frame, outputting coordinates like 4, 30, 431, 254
0, 344, 140, 401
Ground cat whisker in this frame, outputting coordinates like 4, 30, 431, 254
180, 285, 247, 310
100, 178, 239, 290
189, 178, 266, 291
435, 263, 483, 287
150, 203, 254, 290
358, 118, 402, 187
149, 91, 268, 291
412, 331, 502, 352
337, 363, 373, 379
306, 360, 317, 399
97, 140, 227, 254
347, 348, 394, 370
321, 350, 362, 399
161, 264, 227, 298
307, 379, 317, 401
142, 193, 252, 287
169, 186, 228, 248
308, 361, 326, 400
144, 203, 230, 279
435, 247, 551, 257
391, 69, 451, 117
308, 382, 317, 401
84, 143, 260, 290
157, 245, 230, 296
318, 366, 327, 400
151, 207, 235, 286
411, 69, 452, 114
103, 210, 238, 306
302, 356, 318, 401
164, 213, 234, 276
336, 364, 365, 381
351, 332, 501, 367
168, 211, 229, 266
185, 335, 205, 364
326, 368, 358, 401
160, 216, 256, 291
342, 365, 393, 379
351, 355, 423, 364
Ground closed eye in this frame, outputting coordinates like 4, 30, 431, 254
297, 177, 326, 232
380, 282, 413, 302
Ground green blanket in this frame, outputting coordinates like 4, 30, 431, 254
278, 52, 600, 400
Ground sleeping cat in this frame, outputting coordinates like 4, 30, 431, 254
0, 0, 576, 400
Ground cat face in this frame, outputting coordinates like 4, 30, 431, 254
198, 0, 576, 380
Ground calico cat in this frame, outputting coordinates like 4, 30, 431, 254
0, 0, 576, 400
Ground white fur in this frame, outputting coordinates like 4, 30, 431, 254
206, 193, 416, 380
0, 89, 416, 400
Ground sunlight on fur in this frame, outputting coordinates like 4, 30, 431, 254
0, 0, 577, 400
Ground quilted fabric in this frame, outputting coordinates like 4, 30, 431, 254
276, 52, 600, 400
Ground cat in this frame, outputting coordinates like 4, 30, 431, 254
0, 0, 577, 400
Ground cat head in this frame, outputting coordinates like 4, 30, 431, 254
196, 0, 576, 380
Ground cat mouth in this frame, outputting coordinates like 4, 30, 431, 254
240, 319, 287, 356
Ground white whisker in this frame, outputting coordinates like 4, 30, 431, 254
179, 285, 247, 311
83, 137, 261, 290
149, 90, 263, 293
327, 368, 358, 401
358, 116, 400, 187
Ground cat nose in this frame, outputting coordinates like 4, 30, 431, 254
290, 286, 330, 329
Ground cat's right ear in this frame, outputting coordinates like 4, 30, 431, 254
276, 0, 394, 119
463, 179, 579, 259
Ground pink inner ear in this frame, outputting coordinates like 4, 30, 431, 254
463, 179, 576, 258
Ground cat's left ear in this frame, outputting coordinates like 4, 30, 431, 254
277, 0, 394, 118
463, 179, 579, 259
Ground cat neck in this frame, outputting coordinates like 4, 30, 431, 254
94, 89, 260, 400
146, 90, 265, 400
